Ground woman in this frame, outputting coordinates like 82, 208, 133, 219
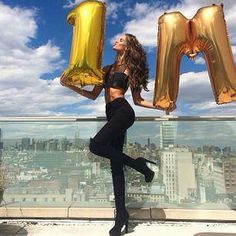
61, 33, 157, 236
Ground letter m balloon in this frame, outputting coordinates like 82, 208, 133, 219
153, 4, 236, 111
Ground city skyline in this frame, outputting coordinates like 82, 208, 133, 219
2, 138, 236, 208
2, 119, 236, 148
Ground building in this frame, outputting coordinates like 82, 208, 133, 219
127, 184, 166, 205
161, 147, 196, 203
213, 160, 226, 195
0, 128, 3, 164
34, 140, 45, 152
223, 157, 236, 193
160, 122, 175, 149
21, 138, 31, 151
59, 137, 69, 151
46, 139, 58, 152
91, 162, 101, 177
74, 128, 80, 148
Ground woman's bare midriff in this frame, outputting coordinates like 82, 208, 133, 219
105, 87, 125, 104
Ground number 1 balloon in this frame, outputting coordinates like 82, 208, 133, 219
60, 0, 106, 87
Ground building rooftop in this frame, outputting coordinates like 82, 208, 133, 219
1, 219, 236, 236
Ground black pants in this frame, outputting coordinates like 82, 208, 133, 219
89, 97, 137, 216
89, 97, 138, 174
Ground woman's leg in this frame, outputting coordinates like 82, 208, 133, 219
109, 132, 126, 216
89, 105, 155, 183
109, 131, 129, 235
89, 110, 137, 169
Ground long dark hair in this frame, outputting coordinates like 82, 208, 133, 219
123, 33, 149, 92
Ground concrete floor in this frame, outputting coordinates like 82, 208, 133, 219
0, 220, 236, 236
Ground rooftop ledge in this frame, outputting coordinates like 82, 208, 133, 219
1, 208, 236, 222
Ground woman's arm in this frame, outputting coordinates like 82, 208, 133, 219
60, 65, 110, 100
131, 87, 156, 109
125, 67, 156, 109
66, 84, 103, 100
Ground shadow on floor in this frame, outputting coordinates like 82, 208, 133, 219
122, 221, 139, 235
124, 208, 167, 234
194, 233, 236, 236
0, 224, 28, 236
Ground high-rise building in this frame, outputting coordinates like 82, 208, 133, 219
59, 137, 68, 151
74, 128, 80, 148
92, 162, 101, 177
21, 138, 31, 150
34, 140, 45, 152
213, 160, 226, 194
160, 122, 175, 149
223, 146, 231, 156
0, 128, 3, 164
161, 147, 196, 203
46, 139, 58, 152
147, 138, 150, 148
223, 158, 236, 193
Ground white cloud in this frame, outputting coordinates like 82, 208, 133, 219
176, 71, 236, 115
116, 0, 236, 48
194, 56, 205, 65
0, 2, 37, 49
125, 3, 157, 19
63, 0, 84, 9
63, 0, 124, 20
0, 2, 84, 116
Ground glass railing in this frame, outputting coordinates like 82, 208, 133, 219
0, 116, 236, 210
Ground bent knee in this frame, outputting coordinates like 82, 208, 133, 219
89, 138, 101, 155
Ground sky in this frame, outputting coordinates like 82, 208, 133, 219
1, 0, 236, 117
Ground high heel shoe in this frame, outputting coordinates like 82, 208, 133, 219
109, 210, 129, 236
135, 157, 156, 183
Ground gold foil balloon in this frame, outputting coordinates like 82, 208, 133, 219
191, 4, 236, 104
153, 12, 190, 111
153, 4, 236, 111
60, 0, 106, 87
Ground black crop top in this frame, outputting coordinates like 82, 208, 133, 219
103, 64, 129, 90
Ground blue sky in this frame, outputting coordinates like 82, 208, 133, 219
1, 0, 236, 117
